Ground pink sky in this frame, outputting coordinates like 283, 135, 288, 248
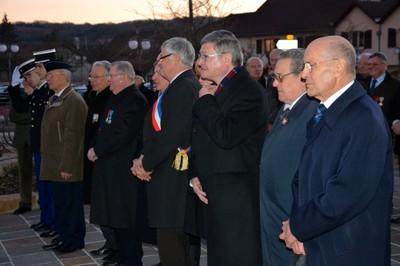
2, 0, 265, 24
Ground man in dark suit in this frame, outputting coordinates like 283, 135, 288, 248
280, 36, 393, 265
364, 52, 400, 224
190, 30, 268, 266
88, 61, 149, 265
132, 37, 200, 266
260, 48, 318, 266
82, 60, 117, 264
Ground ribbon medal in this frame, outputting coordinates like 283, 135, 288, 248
105, 109, 114, 124
92, 113, 99, 123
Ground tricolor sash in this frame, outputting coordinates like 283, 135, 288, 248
152, 92, 164, 131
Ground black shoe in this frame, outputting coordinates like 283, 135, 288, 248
13, 206, 31, 215
152, 263, 162, 266
54, 243, 82, 254
42, 241, 62, 250
30, 222, 43, 229
391, 217, 400, 224
34, 224, 51, 232
102, 250, 117, 262
40, 230, 59, 238
90, 246, 112, 256
51, 236, 60, 244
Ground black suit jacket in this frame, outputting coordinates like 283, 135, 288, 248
142, 69, 200, 228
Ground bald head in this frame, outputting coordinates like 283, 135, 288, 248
302, 36, 356, 101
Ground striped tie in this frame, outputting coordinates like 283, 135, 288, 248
313, 104, 327, 124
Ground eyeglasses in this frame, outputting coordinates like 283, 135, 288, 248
109, 73, 124, 78
197, 53, 225, 61
154, 53, 174, 66
367, 63, 384, 67
46, 73, 64, 79
303, 58, 338, 73
88, 75, 107, 80
272, 71, 298, 82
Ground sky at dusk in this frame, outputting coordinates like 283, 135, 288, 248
2, 0, 266, 24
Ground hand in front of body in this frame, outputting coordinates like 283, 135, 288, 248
191, 177, 208, 204
131, 155, 152, 181
279, 220, 306, 255
199, 78, 217, 97
22, 81, 35, 96
87, 148, 98, 162
61, 172, 72, 181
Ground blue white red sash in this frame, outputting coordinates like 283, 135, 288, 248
152, 93, 164, 131
215, 66, 243, 94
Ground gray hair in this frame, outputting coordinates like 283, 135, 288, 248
111, 61, 135, 81
357, 52, 371, 61
161, 37, 195, 68
201, 30, 243, 67
60, 69, 71, 82
92, 60, 111, 75
279, 48, 305, 74
369, 52, 388, 64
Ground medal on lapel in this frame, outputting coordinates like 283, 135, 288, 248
105, 109, 114, 124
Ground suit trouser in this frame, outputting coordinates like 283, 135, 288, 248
157, 227, 190, 266
114, 227, 143, 266
51, 181, 85, 248
34, 153, 56, 230
101, 225, 117, 250
16, 143, 33, 208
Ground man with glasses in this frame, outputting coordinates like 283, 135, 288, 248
40, 60, 88, 253
280, 36, 393, 265
259, 48, 318, 266
82, 61, 118, 264
190, 30, 268, 265
132, 37, 200, 266
364, 53, 400, 224
89, 61, 149, 265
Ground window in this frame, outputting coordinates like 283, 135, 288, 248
256, 39, 262, 54
388, 28, 397, 48
364, 30, 372, 49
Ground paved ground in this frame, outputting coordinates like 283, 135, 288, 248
0, 158, 399, 265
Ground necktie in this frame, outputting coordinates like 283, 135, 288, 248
369, 79, 377, 93
313, 104, 327, 124
278, 108, 290, 125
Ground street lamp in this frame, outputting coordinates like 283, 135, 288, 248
0, 43, 19, 80
128, 38, 151, 73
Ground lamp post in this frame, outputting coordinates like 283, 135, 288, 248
0, 43, 19, 80
128, 38, 151, 73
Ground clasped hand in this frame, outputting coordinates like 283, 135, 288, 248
131, 155, 152, 181
279, 220, 306, 256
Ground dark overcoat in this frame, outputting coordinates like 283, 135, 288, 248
290, 82, 393, 265
259, 94, 318, 265
191, 68, 267, 266
83, 87, 112, 203
142, 70, 200, 228
90, 85, 148, 229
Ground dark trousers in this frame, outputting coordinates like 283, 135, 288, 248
17, 143, 32, 208
101, 225, 117, 250
34, 153, 55, 229
51, 181, 85, 248
157, 227, 190, 266
114, 227, 143, 266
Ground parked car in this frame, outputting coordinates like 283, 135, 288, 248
0, 86, 10, 105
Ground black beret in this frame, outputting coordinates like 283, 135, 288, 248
44, 60, 72, 72
33, 48, 56, 64
18, 58, 36, 78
